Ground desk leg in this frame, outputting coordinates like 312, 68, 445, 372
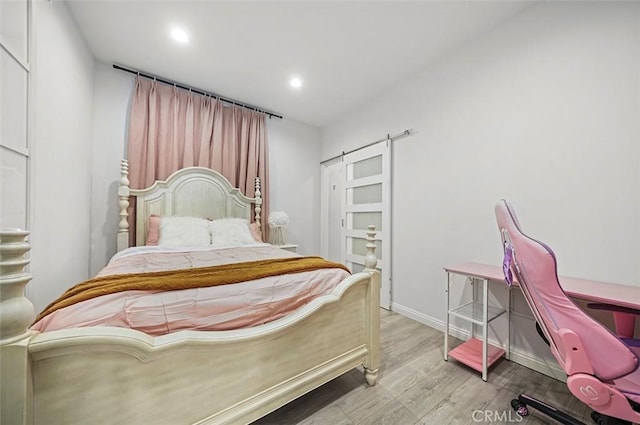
444, 272, 450, 361
613, 311, 636, 339
506, 287, 511, 361
482, 277, 488, 382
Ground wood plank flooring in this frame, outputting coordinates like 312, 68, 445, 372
253, 309, 594, 425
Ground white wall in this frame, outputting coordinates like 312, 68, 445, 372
29, 0, 95, 312
322, 1, 640, 371
267, 118, 321, 256
89, 63, 132, 275
89, 63, 322, 274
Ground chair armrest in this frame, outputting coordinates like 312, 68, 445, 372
557, 329, 594, 375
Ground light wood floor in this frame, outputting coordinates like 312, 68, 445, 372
253, 309, 593, 425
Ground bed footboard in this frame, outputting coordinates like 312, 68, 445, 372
2, 227, 380, 425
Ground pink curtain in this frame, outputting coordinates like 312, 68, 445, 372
127, 77, 269, 243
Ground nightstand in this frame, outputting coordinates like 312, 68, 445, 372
276, 244, 298, 253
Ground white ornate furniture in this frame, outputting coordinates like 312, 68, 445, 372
277, 243, 298, 253
0, 161, 380, 425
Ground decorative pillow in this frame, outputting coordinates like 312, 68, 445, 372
146, 214, 161, 246
209, 218, 257, 247
249, 222, 263, 242
157, 216, 211, 247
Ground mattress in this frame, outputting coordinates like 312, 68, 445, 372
31, 244, 350, 336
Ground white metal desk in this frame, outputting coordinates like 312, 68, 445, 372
444, 263, 510, 381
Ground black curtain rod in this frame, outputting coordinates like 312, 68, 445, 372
320, 129, 412, 164
113, 64, 283, 119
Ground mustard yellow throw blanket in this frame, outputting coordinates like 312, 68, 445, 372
35, 256, 350, 324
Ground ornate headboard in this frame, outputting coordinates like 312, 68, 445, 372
116, 160, 262, 251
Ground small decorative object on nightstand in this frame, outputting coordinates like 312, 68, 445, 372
268, 211, 289, 246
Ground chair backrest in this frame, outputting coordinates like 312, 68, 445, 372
495, 200, 637, 380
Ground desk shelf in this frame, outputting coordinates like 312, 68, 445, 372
448, 301, 506, 325
448, 338, 505, 373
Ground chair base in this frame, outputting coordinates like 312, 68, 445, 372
590, 411, 633, 425
511, 394, 633, 425
511, 395, 586, 425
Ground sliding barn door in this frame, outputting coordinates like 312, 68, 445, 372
1, 0, 31, 231
342, 142, 391, 309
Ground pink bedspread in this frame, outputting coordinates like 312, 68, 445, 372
31, 245, 350, 335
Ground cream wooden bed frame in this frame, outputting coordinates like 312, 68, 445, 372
0, 160, 380, 425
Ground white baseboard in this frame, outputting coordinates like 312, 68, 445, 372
508, 349, 566, 382
391, 302, 446, 331
390, 302, 565, 382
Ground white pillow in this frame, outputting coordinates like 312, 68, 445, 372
157, 216, 211, 247
209, 218, 257, 247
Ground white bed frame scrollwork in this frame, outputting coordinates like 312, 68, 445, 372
0, 161, 380, 425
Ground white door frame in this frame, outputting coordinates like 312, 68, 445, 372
320, 158, 343, 261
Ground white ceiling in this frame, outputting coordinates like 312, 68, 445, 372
66, 1, 533, 127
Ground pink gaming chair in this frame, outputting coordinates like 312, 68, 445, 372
495, 200, 640, 425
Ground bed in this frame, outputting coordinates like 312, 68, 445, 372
0, 160, 380, 425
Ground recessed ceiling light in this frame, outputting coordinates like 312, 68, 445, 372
171, 27, 189, 44
289, 77, 302, 88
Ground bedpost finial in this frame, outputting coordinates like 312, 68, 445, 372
254, 177, 262, 231
0, 229, 34, 341
118, 160, 131, 232
117, 159, 131, 252
120, 159, 129, 187
0, 229, 33, 425
254, 177, 261, 199
364, 225, 377, 270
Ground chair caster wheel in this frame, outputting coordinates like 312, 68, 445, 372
511, 399, 529, 417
